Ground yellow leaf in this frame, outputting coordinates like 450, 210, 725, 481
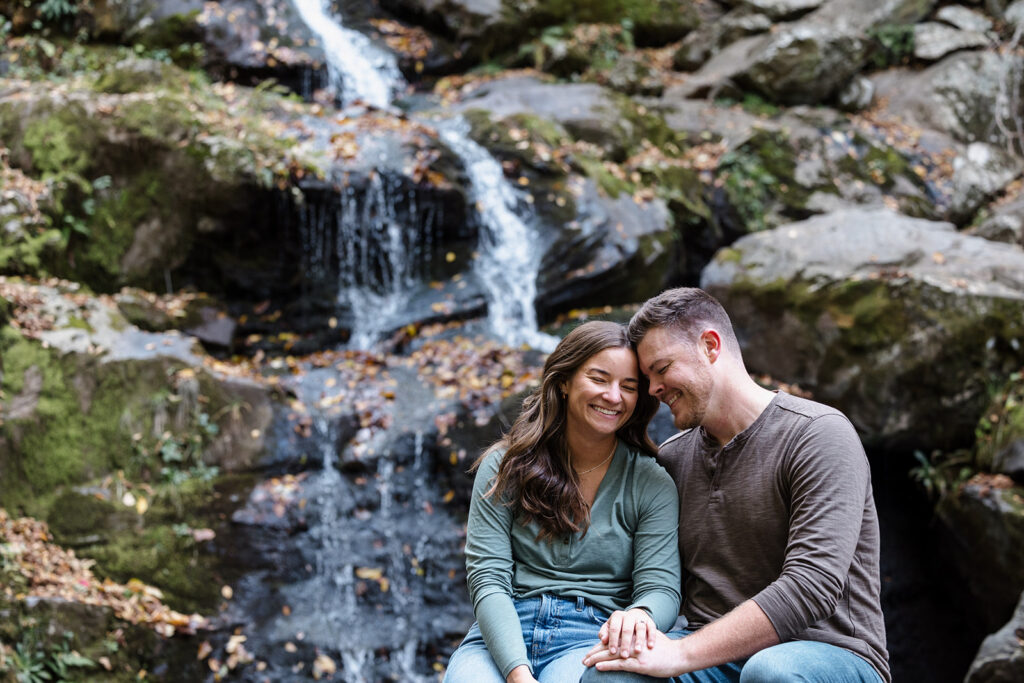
221, 585, 234, 600
445, 251, 456, 262
313, 654, 337, 679
355, 567, 383, 580
197, 641, 213, 660
135, 496, 148, 515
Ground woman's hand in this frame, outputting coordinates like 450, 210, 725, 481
505, 664, 539, 683
599, 608, 656, 658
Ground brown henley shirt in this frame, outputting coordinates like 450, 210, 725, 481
657, 391, 890, 682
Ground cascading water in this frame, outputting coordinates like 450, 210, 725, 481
436, 118, 557, 350
291, 0, 555, 351
290, 0, 402, 108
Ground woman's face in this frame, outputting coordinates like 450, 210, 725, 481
562, 346, 640, 442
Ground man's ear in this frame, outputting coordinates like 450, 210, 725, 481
701, 329, 722, 364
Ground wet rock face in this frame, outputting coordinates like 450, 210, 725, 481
936, 476, 1024, 632
702, 208, 1024, 451
966, 588, 1024, 683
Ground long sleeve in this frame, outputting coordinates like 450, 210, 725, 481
750, 413, 871, 640
625, 459, 682, 630
464, 450, 530, 677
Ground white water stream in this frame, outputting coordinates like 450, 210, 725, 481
291, 0, 556, 351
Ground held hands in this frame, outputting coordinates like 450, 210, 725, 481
583, 626, 683, 677
598, 608, 657, 658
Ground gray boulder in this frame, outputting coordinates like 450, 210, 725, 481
966, 588, 1024, 683
971, 192, 1024, 246
937, 475, 1024, 631
740, 0, 825, 20
870, 51, 1024, 148
701, 208, 1024, 450
913, 22, 990, 62
936, 5, 994, 32
994, 441, 1024, 483
453, 77, 638, 160
667, 0, 938, 104
950, 142, 1024, 223
536, 179, 675, 318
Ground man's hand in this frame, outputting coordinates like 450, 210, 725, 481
600, 608, 656, 657
583, 627, 683, 677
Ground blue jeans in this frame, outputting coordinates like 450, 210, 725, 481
579, 630, 884, 683
445, 594, 626, 683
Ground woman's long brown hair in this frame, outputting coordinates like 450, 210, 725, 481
474, 320, 660, 541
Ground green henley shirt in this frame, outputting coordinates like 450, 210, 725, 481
464, 442, 681, 678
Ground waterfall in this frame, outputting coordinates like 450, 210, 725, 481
290, 0, 402, 108
290, 0, 555, 351
436, 118, 557, 350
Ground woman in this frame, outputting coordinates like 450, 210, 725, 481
444, 321, 681, 683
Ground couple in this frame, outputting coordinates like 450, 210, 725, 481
444, 288, 890, 683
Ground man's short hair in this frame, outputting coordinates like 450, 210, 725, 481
627, 287, 740, 353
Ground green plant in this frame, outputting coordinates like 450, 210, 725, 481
909, 449, 973, 500
867, 24, 915, 69
9, 641, 49, 683
36, 0, 79, 22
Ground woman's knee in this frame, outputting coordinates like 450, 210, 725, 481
443, 645, 505, 683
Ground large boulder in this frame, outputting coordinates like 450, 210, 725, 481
536, 179, 675, 317
870, 51, 1024, 149
453, 76, 656, 161
0, 59, 319, 292
379, 0, 699, 67
667, 0, 937, 104
0, 279, 275, 510
966, 589, 1024, 683
701, 208, 1024, 451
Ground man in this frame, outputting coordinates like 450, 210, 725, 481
582, 288, 889, 682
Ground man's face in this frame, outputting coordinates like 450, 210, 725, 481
636, 326, 713, 431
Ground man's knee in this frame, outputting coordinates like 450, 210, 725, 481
580, 667, 663, 683
739, 647, 811, 683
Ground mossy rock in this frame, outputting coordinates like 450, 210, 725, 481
92, 57, 195, 95
0, 326, 175, 508
703, 208, 1024, 451
47, 490, 137, 547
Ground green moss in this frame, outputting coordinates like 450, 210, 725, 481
575, 154, 634, 198
21, 103, 100, 179
0, 329, 183, 506
867, 24, 915, 69
0, 228, 63, 278
714, 247, 744, 264
717, 128, 811, 233
72, 170, 175, 289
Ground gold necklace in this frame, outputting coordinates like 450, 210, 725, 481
574, 440, 617, 476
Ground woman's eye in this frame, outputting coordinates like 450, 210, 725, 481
622, 385, 637, 393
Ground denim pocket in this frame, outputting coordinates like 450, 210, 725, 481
586, 605, 611, 627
